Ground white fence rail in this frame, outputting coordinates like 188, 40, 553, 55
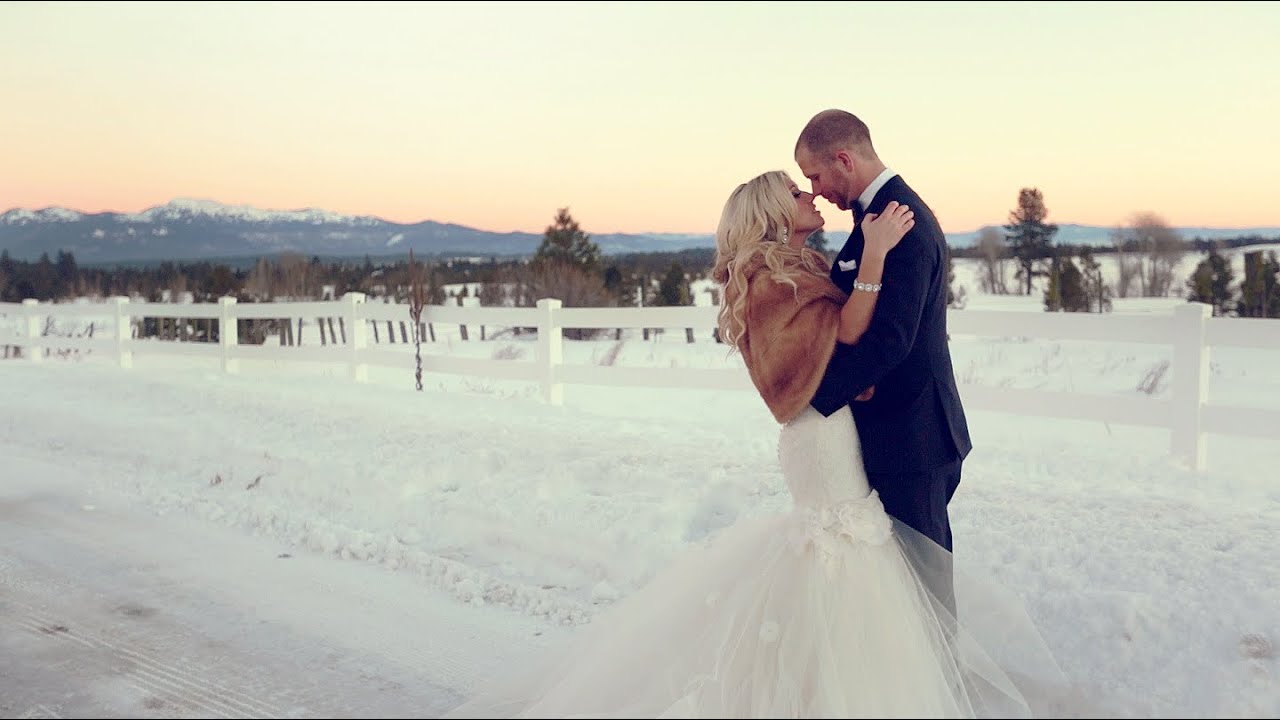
3, 294, 1279, 471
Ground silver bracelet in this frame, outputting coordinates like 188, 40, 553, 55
852, 280, 882, 293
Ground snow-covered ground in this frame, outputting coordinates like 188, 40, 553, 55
2, 253, 1279, 718
0, 458, 550, 718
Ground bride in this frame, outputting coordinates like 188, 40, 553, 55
444, 171, 1066, 719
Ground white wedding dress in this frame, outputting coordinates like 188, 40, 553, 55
444, 406, 1066, 719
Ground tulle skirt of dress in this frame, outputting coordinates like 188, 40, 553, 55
443, 408, 1067, 719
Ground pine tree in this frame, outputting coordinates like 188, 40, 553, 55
55, 250, 78, 299
1185, 248, 1235, 316
0, 250, 13, 302
1004, 188, 1058, 296
31, 252, 56, 300
1078, 248, 1112, 313
1044, 254, 1087, 312
1044, 258, 1062, 312
202, 264, 238, 299
603, 265, 624, 299
1239, 250, 1280, 318
534, 207, 601, 273
1058, 258, 1088, 312
657, 262, 692, 306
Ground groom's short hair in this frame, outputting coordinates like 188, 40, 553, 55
796, 109, 874, 158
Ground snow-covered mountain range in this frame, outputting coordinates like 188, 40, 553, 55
2, 199, 1276, 263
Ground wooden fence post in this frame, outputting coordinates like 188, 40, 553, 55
21, 299, 42, 363
113, 296, 132, 368
536, 298, 563, 406
219, 296, 239, 374
1171, 302, 1211, 470
346, 292, 368, 383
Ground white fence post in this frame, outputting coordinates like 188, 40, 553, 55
1171, 302, 1211, 471
21, 298, 42, 363
345, 292, 368, 383
536, 298, 564, 406
113, 296, 132, 368
219, 296, 239, 374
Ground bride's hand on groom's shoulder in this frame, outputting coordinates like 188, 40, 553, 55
862, 201, 914, 258
855, 385, 876, 402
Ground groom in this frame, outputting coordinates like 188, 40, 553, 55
794, 109, 972, 560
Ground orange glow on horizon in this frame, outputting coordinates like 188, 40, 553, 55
3, 2, 1277, 237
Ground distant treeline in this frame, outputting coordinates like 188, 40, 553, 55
0, 227, 718, 307
948, 233, 1279, 260
3, 197, 1278, 319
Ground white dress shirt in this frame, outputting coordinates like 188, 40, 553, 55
857, 167, 898, 213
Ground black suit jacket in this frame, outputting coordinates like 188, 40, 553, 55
810, 175, 972, 474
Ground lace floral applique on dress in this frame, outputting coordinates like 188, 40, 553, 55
787, 490, 893, 573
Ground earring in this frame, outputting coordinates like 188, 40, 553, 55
781, 226, 789, 244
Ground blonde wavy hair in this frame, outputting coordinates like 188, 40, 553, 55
711, 170, 829, 350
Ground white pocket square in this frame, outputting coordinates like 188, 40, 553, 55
837, 259, 858, 272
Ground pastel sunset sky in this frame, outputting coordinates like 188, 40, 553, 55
2, 0, 1277, 236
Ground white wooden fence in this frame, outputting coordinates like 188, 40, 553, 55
3, 294, 1279, 471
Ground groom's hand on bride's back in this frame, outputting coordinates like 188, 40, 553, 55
854, 385, 875, 402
